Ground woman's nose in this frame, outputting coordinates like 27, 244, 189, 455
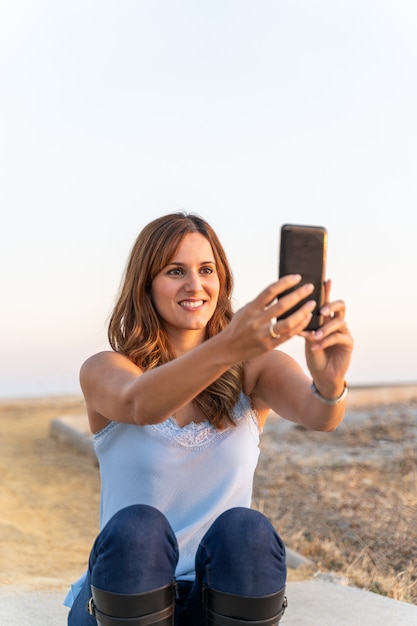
184, 271, 202, 291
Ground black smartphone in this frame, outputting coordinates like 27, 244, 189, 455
277, 224, 327, 331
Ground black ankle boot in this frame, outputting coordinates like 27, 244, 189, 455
87, 583, 175, 625
204, 586, 287, 626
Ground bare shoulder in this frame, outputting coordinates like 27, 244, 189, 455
80, 351, 142, 434
81, 350, 137, 375
80, 350, 140, 389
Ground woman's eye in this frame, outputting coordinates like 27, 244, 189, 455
167, 268, 184, 276
201, 267, 214, 274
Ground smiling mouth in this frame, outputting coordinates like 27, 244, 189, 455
179, 300, 205, 309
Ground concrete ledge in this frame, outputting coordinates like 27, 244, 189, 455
282, 579, 417, 625
0, 588, 68, 626
50, 414, 95, 459
2, 580, 416, 625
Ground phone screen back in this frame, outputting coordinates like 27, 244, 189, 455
278, 224, 327, 331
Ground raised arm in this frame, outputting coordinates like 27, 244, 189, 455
80, 333, 236, 431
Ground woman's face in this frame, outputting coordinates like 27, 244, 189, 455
151, 232, 221, 340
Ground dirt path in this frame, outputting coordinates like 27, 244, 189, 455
0, 397, 99, 591
1, 396, 416, 603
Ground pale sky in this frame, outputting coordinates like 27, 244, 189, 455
1, 0, 416, 398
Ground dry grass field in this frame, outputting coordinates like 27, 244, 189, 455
254, 402, 417, 604
0, 396, 416, 604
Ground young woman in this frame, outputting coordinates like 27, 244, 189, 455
66, 213, 353, 626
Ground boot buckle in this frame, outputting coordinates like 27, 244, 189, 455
87, 596, 96, 616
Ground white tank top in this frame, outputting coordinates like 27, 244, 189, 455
94, 392, 261, 582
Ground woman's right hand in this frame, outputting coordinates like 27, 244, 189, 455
223, 275, 316, 362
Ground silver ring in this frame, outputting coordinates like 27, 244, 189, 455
269, 319, 280, 339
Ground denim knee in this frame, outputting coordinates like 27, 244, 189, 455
90, 504, 178, 593
196, 507, 286, 595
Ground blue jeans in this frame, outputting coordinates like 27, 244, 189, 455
68, 504, 286, 626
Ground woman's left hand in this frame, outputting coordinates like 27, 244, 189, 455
301, 280, 354, 395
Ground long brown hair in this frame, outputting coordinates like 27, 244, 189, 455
108, 213, 243, 429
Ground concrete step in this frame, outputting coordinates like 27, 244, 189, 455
2, 580, 417, 625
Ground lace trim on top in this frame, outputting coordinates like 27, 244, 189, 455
148, 393, 259, 449
94, 393, 260, 450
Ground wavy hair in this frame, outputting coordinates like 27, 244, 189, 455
108, 213, 243, 429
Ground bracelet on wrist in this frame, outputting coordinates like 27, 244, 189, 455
311, 380, 349, 405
